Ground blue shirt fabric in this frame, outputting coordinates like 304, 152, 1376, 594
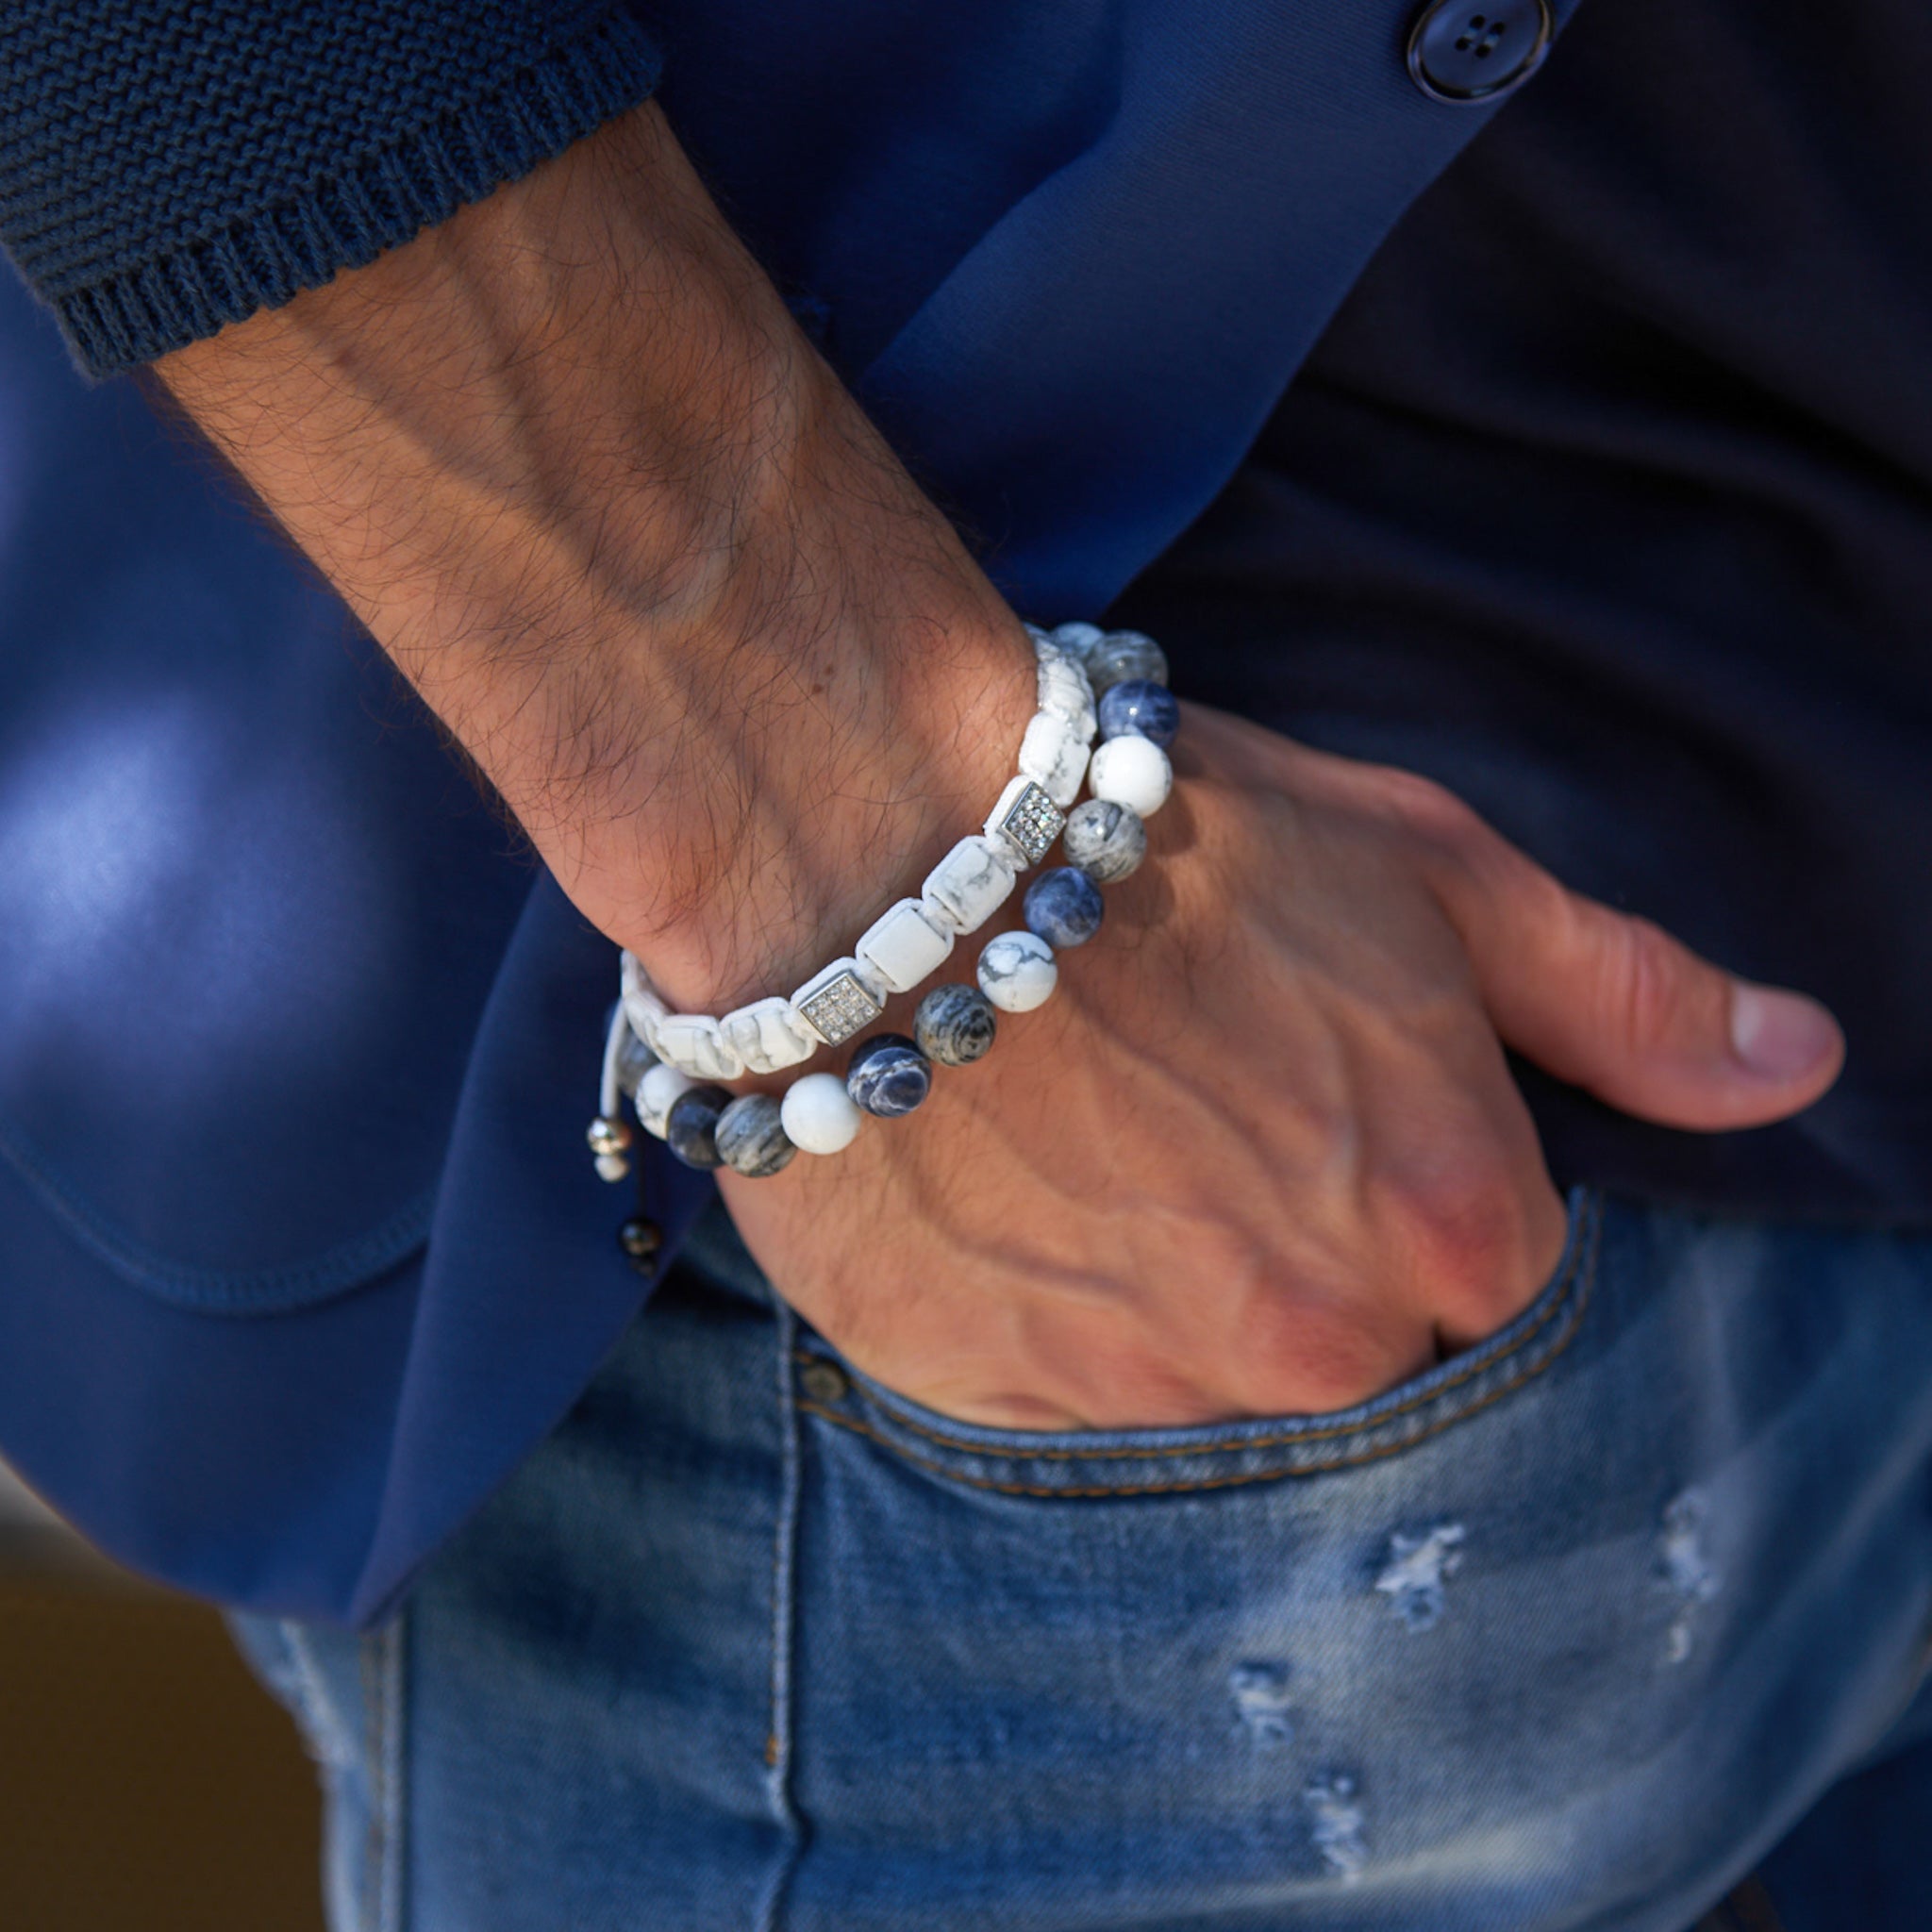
0, 0, 1622, 1626
1114, 0, 1932, 1222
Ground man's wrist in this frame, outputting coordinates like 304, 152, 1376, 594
157, 100, 1038, 1011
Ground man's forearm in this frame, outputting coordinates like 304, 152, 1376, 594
160, 101, 1034, 1011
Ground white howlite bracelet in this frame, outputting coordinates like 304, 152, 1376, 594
616, 631, 1098, 1080
588, 622, 1171, 1187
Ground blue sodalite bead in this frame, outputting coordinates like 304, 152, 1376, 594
846, 1034, 934, 1117
1024, 866, 1105, 949
1098, 678, 1179, 750
665, 1085, 733, 1170
915, 983, 998, 1067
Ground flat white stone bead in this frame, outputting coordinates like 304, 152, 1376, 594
721, 996, 819, 1075
792, 957, 889, 1046
780, 1072, 864, 1155
921, 834, 1017, 933
1017, 710, 1091, 809
984, 774, 1068, 868
636, 1063, 696, 1139
1089, 735, 1174, 817
856, 897, 955, 993
619, 950, 669, 1043
1033, 647, 1098, 742
653, 1013, 744, 1082
977, 930, 1058, 1012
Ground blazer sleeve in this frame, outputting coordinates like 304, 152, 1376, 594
0, 0, 662, 377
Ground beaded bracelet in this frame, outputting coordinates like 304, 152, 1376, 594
586, 624, 1174, 1183
615, 629, 1097, 1089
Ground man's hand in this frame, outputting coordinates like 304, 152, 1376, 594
721, 704, 1841, 1427
157, 100, 1841, 1431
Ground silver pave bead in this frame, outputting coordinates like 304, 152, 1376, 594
792, 958, 888, 1046
985, 775, 1067, 868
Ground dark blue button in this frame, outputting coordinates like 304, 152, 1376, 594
1407, 0, 1552, 105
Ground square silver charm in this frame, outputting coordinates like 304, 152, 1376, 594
994, 779, 1067, 866
796, 968, 885, 1046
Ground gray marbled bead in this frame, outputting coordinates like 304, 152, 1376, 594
914, 983, 998, 1067
665, 1086, 733, 1170
714, 1093, 797, 1178
614, 1019, 658, 1098
846, 1034, 934, 1117
1086, 631, 1169, 696
1061, 798, 1147, 884
1024, 866, 1105, 948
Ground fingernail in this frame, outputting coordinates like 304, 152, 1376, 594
1729, 985, 1840, 1082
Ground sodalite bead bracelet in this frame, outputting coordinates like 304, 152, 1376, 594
587, 622, 1174, 1182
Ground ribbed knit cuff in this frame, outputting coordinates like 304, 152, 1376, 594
53, 13, 661, 378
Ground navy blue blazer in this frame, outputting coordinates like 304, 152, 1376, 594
0, 0, 1581, 1624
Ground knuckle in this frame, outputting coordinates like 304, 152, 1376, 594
1368, 766, 1490, 857
1594, 913, 1692, 1050
1391, 1148, 1532, 1318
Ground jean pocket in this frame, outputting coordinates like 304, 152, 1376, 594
795, 1187, 1602, 1500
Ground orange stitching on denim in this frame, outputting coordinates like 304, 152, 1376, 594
808, 1192, 1599, 1464
795, 1212, 1596, 1497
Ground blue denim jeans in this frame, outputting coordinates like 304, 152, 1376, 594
235, 1190, 1932, 1930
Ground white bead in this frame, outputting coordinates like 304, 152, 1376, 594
792, 957, 888, 1046
1051, 621, 1106, 661
921, 835, 1017, 933
1033, 648, 1097, 741
652, 1013, 744, 1081
780, 1072, 864, 1156
637, 1063, 695, 1139
1089, 735, 1174, 817
721, 996, 818, 1075
1016, 709, 1091, 809
856, 897, 955, 993
977, 930, 1058, 1012
594, 1152, 631, 1183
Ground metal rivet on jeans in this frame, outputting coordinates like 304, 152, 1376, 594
800, 1359, 850, 1405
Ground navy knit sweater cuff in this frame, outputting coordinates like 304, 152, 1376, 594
0, 5, 664, 378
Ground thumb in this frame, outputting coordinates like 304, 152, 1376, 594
1429, 827, 1843, 1132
